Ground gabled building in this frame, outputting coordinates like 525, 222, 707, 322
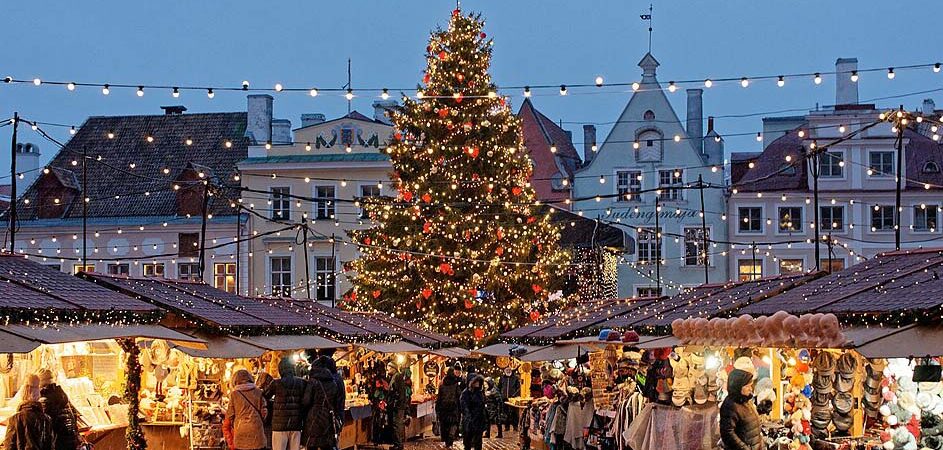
517, 99, 582, 207
1, 106, 249, 291
728, 58, 943, 280
572, 53, 728, 297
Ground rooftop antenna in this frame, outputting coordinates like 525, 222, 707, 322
640, 4, 653, 53
343, 59, 352, 114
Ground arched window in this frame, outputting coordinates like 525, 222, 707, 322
924, 161, 940, 173
636, 129, 663, 162
643, 110, 655, 121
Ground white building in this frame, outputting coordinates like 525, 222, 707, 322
572, 53, 728, 297
728, 58, 943, 280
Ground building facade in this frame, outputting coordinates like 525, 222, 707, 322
518, 99, 582, 207
728, 58, 943, 280
238, 95, 396, 302
1, 107, 249, 292
572, 53, 728, 297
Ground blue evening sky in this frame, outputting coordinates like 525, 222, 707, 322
1, 0, 940, 174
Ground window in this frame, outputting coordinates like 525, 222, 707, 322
643, 110, 655, 121
72, 264, 94, 274
271, 187, 291, 220
870, 205, 895, 231
616, 171, 642, 201
868, 151, 894, 177
43, 264, 62, 272
340, 128, 354, 146
683, 227, 709, 266
143, 263, 165, 278
636, 130, 662, 162
923, 162, 940, 173
914, 205, 939, 231
315, 256, 336, 301
738, 259, 762, 281
738, 207, 763, 233
820, 259, 845, 273
359, 185, 381, 219
820, 206, 845, 231
178, 263, 201, 281
779, 259, 804, 275
179, 233, 199, 257
658, 169, 683, 201
636, 287, 662, 298
637, 228, 662, 265
270, 257, 292, 297
315, 186, 336, 219
778, 207, 803, 233
107, 263, 130, 276
819, 151, 844, 177
214, 263, 237, 293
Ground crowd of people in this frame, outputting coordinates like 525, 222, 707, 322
435, 363, 521, 450
3, 369, 87, 450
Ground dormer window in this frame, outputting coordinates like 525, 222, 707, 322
636, 129, 663, 162
644, 110, 655, 121
924, 161, 940, 173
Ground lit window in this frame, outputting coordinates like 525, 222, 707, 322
738, 259, 762, 281
214, 263, 237, 293
636, 286, 662, 298
778, 207, 803, 232
779, 259, 803, 275
359, 185, 381, 219
143, 263, 165, 278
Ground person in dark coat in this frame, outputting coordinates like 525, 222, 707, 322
264, 357, 308, 450
3, 399, 54, 450
461, 375, 487, 450
388, 362, 411, 450
320, 354, 346, 416
38, 369, 81, 450
719, 369, 762, 450
497, 368, 521, 433
435, 363, 463, 449
483, 378, 505, 439
302, 359, 341, 450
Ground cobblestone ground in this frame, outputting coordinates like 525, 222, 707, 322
402, 429, 520, 450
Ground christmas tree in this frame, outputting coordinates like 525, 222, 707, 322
345, 8, 570, 342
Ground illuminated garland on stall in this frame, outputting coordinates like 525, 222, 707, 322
117, 338, 146, 450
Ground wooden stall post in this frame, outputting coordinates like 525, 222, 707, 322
770, 348, 783, 421
852, 353, 864, 436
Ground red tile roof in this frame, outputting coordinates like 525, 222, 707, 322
518, 99, 581, 205
731, 129, 808, 192
6, 112, 248, 220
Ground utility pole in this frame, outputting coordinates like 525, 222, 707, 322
698, 174, 709, 284
826, 232, 834, 273
811, 144, 821, 271
302, 221, 312, 300
654, 196, 661, 294
9, 113, 18, 252
197, 181, 210, 281
82, 146, 88, 267
330, 233, 337, 308
894, 105, 905, 251
751, 241, 758, 281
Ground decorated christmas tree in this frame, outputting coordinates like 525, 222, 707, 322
345, 8, 570, 342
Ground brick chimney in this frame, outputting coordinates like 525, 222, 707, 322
835, 58, 858, 106
686, 89, 703, 153
246, 94, 273, 144
583, 125, 597, 164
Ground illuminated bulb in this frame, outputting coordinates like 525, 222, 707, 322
756, 132, 762, 141
185, 138, 193, 146
933, 63, 942, 73
32, 78, 41, 86
146, 136, 154, 143
673, 135, 681, 142
887, 68, 895, 79
550, 144, 557, 153
242, 80, 250, 90
416, 90, 424, 99
305, 143, 312, 151
633, 141, 640, 149
813, 73, 822, 85
559, 85, 567, 96
345, 145, 352, 153
704, 79, 712, 88
487, 90, 497, 98
308, 88, 319, 97
67, 82, 76, 91
523, 86, 531, 97
274, 83, 284, 92
838, 125, 846, 133
265, 142, 272, 150
850, 71, 859, 82
591, 144, 598, 152
341, 180, 347, 187
632, 82, 640, 91
748, 162, 755, 169
667, 81, 676, 92
137, 86, 144, 97
599, 175, 605, 184
206, 88, 214, 98
172, 87, 180, 98
102, 84, 110, 95
777, 76, 785, 87
595, 76, 604, 87
69, 126, 76, 135
380, 88, 389, 100
785, 155, 792, 162
740, 77, 749, 88
797, 130, 806, 138
225, 140, 232, 148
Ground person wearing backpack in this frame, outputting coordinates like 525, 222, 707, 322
225, 369, 268, 450
435, 363, 463, 449
263, 358, 308, 450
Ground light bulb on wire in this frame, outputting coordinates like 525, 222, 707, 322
381, 88, 390, 100
667, 81, 677, 92
813, 73, 822, 85
777, 76, 785, 87
850, 71, 859, 82
559, 85, 567, 96
207, 88, 214, 99
172, 87, 180, 98
136, 86, 144, 97
594, 76, 604, 87
309, 88, 319, 97
523, 86, 531, 97
345, 89, 354, 100
67, 82, 76, 91
102, 84, 110, 95
887, 68, 895, 79
740, 77, 749, 88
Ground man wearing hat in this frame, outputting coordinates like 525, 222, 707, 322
388, 361, 411, 450
720, 368, 762, 450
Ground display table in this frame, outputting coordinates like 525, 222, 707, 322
406, 400, 435, 439
339, 405, 373, 450
84, 424, 127, 450
143, 423, 190, 450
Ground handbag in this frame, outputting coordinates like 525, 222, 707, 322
316, 381, 343, 441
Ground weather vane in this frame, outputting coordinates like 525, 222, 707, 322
640, 4, 653, 53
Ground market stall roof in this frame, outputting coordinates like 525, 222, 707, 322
0, 329, 40, 353
172, 332, 266, 359
519, 343, 603, 362
234, 334, 347, 351
431, 347, 472, 358
84, 273, 271, 328
740, 248, 943, 317
4, 323, 206, 346
605, 273, 818, 329
353, 312, 458, 348
850, 324, 943, 358
555, 334, 678, 350
0, 254, 159, 314
360, 341, 427, 354
278, 299, 395, 339
158, 280, 322, 327
473, 343, 537, 357
502, 297, 658, 341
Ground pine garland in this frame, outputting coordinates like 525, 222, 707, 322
118, 338, 147, 450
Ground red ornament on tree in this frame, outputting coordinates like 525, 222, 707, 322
466, 146, 479, 158
423, 73, 431, 84
531, 284, 543, 294
512, 186, 523, 196
372, 290, 381, 299
438, 51, 447, 60
421, 193, 432, 203
457, 73, 465, 82
402, 191, 413, 202
474, 328, 485, 340
455, 93, 464, 103
439, 262, 452, 274
480, 32, 487, 39
529, 310, 541, 322
464, 299, 473, 309
421, 288, 433, 299
495, 246, 504, 256
438, 108, 449, 118
393, 132, 403, 141
363, 237, 372, 245
423, 222, 432, 233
